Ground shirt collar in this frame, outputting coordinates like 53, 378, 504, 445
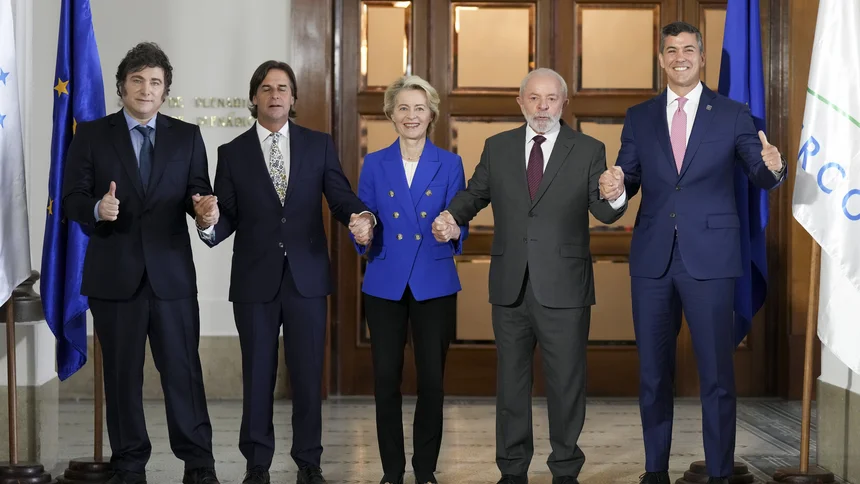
525, 120, 561, 143
256, 120, 290, 144
123, 108, 157, 131
667, 81, 703, 107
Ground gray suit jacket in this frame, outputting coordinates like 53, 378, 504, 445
447, 121, 626, 308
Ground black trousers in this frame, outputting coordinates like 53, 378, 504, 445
89, 272, 214, 475
233, 257, 327, 471
364, 288, 456, 482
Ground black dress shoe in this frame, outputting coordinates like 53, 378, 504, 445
297, 466, 326, 484
183, 467, 220, 484
552, 477, 578, 484
707, 478, 730, 484
379, 474, 404, 484
639, 472, 670, 484
497, 475, 527, 484
414, 473, 437, 484
242, 467, 270, 484
106, 470, 147, 484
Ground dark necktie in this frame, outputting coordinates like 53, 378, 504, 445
527, 135, 546, 200
135, 125, 154, 193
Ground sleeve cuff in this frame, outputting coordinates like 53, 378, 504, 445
608, 190, 627, 210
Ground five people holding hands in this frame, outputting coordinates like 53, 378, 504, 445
63, 19, 785, 484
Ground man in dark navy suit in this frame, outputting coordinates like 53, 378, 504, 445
607, 22, 786, 484
197, 60, 373, 484
63, 42, 220, 484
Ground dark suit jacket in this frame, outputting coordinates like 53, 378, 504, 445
446, 121, 626, 308
203, 121, 370, 303
63, 110, 212, 301
614, 84, 785, 280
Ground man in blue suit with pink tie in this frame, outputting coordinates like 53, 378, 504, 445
604, 22, 787, 484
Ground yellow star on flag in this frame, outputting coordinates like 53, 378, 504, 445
73, 118, 77, 134
47, 199, 54, 215
54, 78, 70, 97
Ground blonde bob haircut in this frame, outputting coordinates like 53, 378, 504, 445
382, 75, 441, 136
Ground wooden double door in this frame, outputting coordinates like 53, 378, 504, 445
328, 0, 777, 398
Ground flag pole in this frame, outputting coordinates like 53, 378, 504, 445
0, 279, 55, 482
94, 335, 103, 460
56, 333, 111, 484
768, 242, 834, 484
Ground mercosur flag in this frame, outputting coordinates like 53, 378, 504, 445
0, 0, 32, 307
792, 0, 860, 373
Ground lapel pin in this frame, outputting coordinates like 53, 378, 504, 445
706, 105, 712, 111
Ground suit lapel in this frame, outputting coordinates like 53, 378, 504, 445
146, 113, 173, 204
109, 111, 145, 201
650, 91, 677, 174
381, 140, 418, 226
242, 125, 282, 208
283, 121, 306, 208
679, 86, 717, 180
507, 125, 531, 205
409, 140, 441, 207
531, 122, 575, 208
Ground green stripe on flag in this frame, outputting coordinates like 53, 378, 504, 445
807, 87, 860, 129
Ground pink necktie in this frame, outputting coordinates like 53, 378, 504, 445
670, 96, 688, 173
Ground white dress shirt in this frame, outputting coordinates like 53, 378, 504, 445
666, 81, 704, 145
257, 121, 291, 187
525, 122, 626, 210
403, 159, 419, 187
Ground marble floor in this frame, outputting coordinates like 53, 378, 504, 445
54, 397, 825, 484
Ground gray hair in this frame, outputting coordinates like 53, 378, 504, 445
519, 68, 568, 99
382, 75, 441, 135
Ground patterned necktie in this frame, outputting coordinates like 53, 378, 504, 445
670, 96, 688, 173
269, 132, 288, 205
134, 125, 154, 193
526, 135, 546, 200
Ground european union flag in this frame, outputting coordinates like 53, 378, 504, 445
718, 0, 768, 347
40, 0, 105, 381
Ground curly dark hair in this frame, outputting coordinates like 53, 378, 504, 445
115, 42, 173, 98
248, 60, 298, 119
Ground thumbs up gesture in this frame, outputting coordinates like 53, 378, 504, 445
759, 131, 783, 171
98, 181, 120, 221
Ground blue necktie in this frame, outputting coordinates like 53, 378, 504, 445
135, 125, 154, 193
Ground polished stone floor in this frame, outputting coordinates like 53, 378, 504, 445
54, 397, 826, 483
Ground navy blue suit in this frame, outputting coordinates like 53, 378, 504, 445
63, 110, 215, 475
353, 139, 467, 482
615, 84, 784, 477
202, 121, 369, 472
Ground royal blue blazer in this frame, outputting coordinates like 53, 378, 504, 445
353, 138, 469, 301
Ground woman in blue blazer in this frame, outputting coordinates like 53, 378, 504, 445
352, 75, 468, 484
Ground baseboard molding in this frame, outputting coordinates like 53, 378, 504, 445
59, 336, 289, 400
816, 379, 860, 482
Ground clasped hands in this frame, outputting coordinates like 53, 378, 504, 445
599, 166, 624, 201
350, 213, 375, 246
431, 211, 460, 243
192, 193, 219, 229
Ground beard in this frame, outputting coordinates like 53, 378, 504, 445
525, 111, 561, 134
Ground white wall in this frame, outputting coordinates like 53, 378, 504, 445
820, 345, 860, 395
24, 0, 292, 336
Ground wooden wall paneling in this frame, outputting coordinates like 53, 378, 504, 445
783, 0, 820, 399
290, 0, 335, 398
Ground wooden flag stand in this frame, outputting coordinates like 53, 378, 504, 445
0, 276, 56, 484
55, 337, 112, 484
767, 243, 832, 484
675, 244, 835, 484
